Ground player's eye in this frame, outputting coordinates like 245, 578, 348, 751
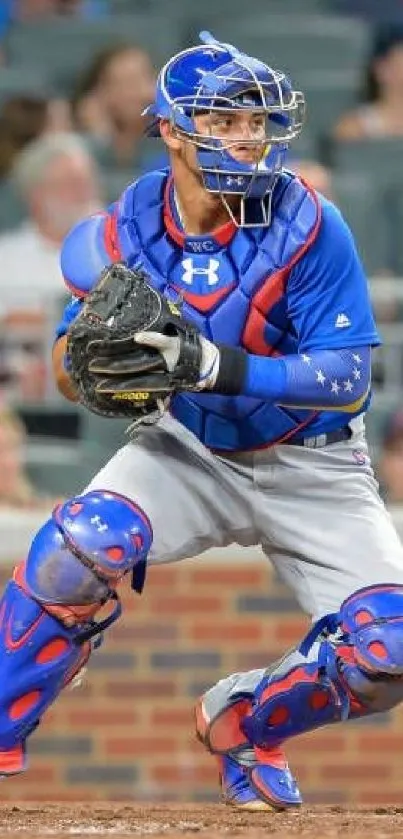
210, 115, 233, 132
251, 116, 266, 133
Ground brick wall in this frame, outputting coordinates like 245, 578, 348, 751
0, 555, 402, 806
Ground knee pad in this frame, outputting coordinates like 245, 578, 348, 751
0, 490, 152, 771
335, 583, 403, 709
19, 489, 152, 624
339, 583, 403, 676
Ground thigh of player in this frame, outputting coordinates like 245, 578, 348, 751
84, 414, 255, 565
254, 424, 403, 619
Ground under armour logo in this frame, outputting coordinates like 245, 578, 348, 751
90, 515, 108, 532
181, 258, 220, 286
226, 176, 245, 186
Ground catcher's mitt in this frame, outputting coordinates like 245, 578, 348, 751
67, 263, 202, 424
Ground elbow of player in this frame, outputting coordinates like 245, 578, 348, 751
52, 337, 79, 403
337, 383, 370, 414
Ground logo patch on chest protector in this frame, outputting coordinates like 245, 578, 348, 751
170, 255, 236, 313
181, 258, 220, 286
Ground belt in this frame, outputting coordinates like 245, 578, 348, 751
287, 426, 352, 449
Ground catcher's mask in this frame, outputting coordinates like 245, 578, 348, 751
143, 30, 305, 227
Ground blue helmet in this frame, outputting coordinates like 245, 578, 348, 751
144, 31, 305, 226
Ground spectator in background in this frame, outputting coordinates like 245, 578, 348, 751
9, 0, 58, 21
0, 132, 102, 307
0, 132, 102, 401
71, 43, 167, 172
377, 407, 403, 504
334, 25, 403, 141
287, 158, 334, 200
0, 0, 107, 25
0, 408, 39, 508
56, 0, 109, 14
0, 95, 72, 179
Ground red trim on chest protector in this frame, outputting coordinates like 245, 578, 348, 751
242, 179, 322, 357
171, 283, 237, 312
104, 210, 122, 261
163, 175, 237, 247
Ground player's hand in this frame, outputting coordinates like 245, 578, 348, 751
134, 331, 220, 391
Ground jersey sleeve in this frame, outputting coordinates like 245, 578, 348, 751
287, 197, 380, 353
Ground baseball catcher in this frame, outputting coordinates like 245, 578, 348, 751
0, 29, 403, 813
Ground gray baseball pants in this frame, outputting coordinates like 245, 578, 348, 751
86, 412, 403, 705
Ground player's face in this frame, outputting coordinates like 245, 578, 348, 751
193, 108, 268, 165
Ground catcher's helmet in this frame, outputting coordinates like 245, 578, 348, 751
144, 31, 305, 226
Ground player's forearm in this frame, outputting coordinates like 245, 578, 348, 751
213, 345, 371, 412
52, 336, 79, 402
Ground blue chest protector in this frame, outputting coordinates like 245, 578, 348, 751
112, 169, 321, 450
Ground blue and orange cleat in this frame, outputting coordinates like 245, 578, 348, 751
219, 754, 272, 810
196, 696, 302, 811
218, 749, 302, 811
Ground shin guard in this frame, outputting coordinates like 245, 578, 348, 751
242, 584, 403, 750
0, 490, 152, 773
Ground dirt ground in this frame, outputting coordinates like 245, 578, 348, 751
0, 803, 403, 839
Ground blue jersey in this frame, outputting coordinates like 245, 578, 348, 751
57, 169, 379, 451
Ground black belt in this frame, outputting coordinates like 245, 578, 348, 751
287, 426, 352, 449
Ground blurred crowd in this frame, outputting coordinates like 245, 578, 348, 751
0, 0, 402, 505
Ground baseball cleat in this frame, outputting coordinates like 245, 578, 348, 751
218, 752, 302, 811
218, 755, 276, 811
248, 756, 303, 809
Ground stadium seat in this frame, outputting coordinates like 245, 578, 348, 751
189, 0, 332, 31
302, 74, 360, 147
79, 409, 130, 466
5, 16, 184, 93
288, 129, 318, 161
381, 184, 403, 277
363, 398, 397, 461
332, 173, 392, 275
18, 402, 114, 495
188, 14, 370, 80
0, 67, 52, 107
332, 139, 403, 187
25, 442, 106, 496
330, 0, 403, 23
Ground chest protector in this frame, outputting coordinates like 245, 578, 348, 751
114, 169, 321, 451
